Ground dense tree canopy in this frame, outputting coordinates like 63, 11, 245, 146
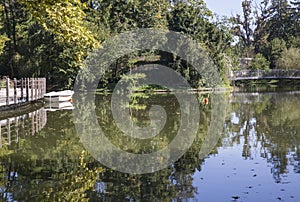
0, 0, 299, 88
0, 0, 236, 89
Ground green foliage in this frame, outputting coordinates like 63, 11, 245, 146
266, 0, 291, 42
249, 53, 270, 70
119, 73, 146, 91
276, 47, 300, 70
0, 4, 9, 54
232, 0, 253, 48
233, 0, 300, 72
93, 0, 170, 34
288, 36, 300, 49
0, 0, 234, 89
18, 1, 100, 88
168, 1, 232, 85
222, 52, 241, 77
263, 0, 300, 69
0, 35, 8, 54
267, 38, 287, 68
21, 0, 99, 53
0, 0, 100, 89
1, 0, 299, 88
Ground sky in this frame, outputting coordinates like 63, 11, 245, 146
205, 0, 244, 16
205, 0, 262, 17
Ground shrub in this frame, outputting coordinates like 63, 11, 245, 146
276, 48, 300, 70
249, 53, 270, 70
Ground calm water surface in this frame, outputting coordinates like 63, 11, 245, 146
0, 91, 299, 201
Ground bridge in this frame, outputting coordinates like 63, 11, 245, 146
229, 69, 300, 81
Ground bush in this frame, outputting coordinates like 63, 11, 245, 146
267, 38, 287, 68
276, 48, 300, 70
249, 53, 270, 70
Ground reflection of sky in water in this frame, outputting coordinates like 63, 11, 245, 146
231, 112, 257, 126
231, 112, 240, 125
193, 136, 300, 201
193, 93, 300, 201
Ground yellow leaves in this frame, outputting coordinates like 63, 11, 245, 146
155, 12, 162, 19
0, 5, 9, 54
20, 0, 99, 63
0, 34, 9, 54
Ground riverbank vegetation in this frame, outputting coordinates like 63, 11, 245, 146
0, 0, 299, 90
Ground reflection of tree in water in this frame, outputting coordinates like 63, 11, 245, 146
93, 167, 196, 201
92, 137, 212, 201
95, 93, 181, 153
91, 93, 213, 200
0, 92, 226, 201
226, 92, 300, 183
0, 110, 106, 201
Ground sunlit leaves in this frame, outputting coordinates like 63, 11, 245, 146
21, 0, 99, 63
0, 4, 9, 54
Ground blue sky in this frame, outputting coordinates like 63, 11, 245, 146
205, 0, 262, 17
205, 0, 243, 16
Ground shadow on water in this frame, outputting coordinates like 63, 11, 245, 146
0, 91, 300, 201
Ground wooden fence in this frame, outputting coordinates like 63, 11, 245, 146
0, 107, 47, 148
0, 78, 46, 108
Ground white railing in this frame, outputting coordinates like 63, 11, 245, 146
0, 78, 46, 108
0, 107, 47, 147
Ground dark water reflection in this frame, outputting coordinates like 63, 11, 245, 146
0, 91, 299, 201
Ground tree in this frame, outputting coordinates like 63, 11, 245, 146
253, 0, 270, 54
276, 47, 300, 69
233, 0, 254, 49
249, 53, 270, 70
247, 0, 300, 69
169, 0, 232, 83
21, 0, 98, 55
288, 0, 300, 48
0, 0, 102, 88
1, 0, 22, 77
290, 0, 300, 35
89, 0, 170, 34
0, 4, 9, 54
266, 0, 291, 42
268, 37, 286, 68
0, 0, 233, 89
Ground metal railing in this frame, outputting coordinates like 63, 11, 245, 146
230, 70, 300, 80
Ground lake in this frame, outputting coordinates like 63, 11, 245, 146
0, 90, 299, 201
